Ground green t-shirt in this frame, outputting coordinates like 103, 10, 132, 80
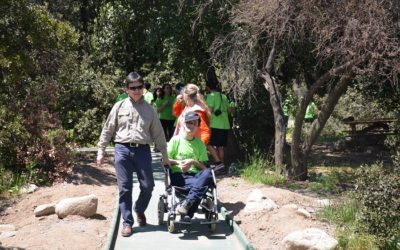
155, 96, 176, 120
167, 136, 208, 174
144, 91, 154, 104
305, 102, 317, 119
206, 92, 230, 129
116, 93, 128, 103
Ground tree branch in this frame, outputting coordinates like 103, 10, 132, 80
265, 39, 276, 73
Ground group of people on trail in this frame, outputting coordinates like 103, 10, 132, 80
96, 71, 232, 237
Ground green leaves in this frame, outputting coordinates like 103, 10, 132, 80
355, 163, 400, 242
0, 0, 81, 187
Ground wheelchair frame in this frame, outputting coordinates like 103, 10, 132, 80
157, 166, 219, 233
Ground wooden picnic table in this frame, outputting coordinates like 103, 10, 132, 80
342, 118, 397, 137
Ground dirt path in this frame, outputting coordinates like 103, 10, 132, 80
0, 153, 332, 250
0, 153, 117, 250
217, 177, 332, 250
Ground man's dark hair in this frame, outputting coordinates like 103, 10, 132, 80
125, 72, 144, 87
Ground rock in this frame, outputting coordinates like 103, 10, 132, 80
282, 204, 298, 210
0, 224, 16, 232
244, 189, 278, 213
296, 208, 311, 218
55, 194, 98, 218
282, 228, 338, 250
20, 184, 38, 194
0, 231, 16, 239
317, 199, 331, 207
34, 204, 55, 217
247, 189, 264, 202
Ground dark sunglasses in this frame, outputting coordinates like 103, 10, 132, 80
128, 85, 144, 91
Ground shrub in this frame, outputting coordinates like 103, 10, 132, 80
316, 198, 379, 250
308, 172, 341, 194
0, 1, 79, 192
239, 150, 286, 186
355, 163, 400, 244
233, 83, 274, 158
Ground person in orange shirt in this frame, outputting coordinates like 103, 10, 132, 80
173, 83, 211, 145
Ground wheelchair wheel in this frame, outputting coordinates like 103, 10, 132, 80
167, 215, 175, 233
157, 198, 165, 225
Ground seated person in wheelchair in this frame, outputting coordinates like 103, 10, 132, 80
167, 111, 214, 219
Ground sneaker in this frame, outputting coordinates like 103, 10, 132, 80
121, 224, 132, 237
181, 215, 192, 223
136, 213, 147, 227
176, 199, 193, 215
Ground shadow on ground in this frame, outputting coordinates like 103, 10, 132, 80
309, 144, 392, 169
65, 153, 116, 186
218, 201, 245, 217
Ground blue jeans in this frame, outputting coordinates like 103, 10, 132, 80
170, 168, 214, 217
114, 143, 154, 226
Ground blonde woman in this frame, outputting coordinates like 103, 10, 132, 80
173, 83, 211, 145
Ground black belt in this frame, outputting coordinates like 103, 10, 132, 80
115, 142, 149, 148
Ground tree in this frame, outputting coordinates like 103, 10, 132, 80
0, 0, 80, 180
210, 0, 400, 180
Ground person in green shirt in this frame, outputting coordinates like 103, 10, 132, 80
168, 111, 213, 219
304, 101, 317, 123
116, 92, 128, 102
152, 87, 162, 111
143, 82, 154, 104
155, 83, 176, 141
205, 82, 232, 171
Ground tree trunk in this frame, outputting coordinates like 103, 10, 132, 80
261, 74, 286, 172
303, 75, 351, 156
259, 43, 287, 174
290, 97, 308, 180
290, 58, 364, 180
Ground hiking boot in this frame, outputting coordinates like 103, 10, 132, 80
121, 224, 132, 237
136, 213, 146, 227
177, 199, 194, 215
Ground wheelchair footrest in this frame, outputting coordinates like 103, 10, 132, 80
175, 220, 192, 225
199, 220, 218, 225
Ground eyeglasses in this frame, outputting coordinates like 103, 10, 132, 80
128, 85, 144, 91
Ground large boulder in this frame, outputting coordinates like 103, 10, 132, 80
55, 194, 98, 218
